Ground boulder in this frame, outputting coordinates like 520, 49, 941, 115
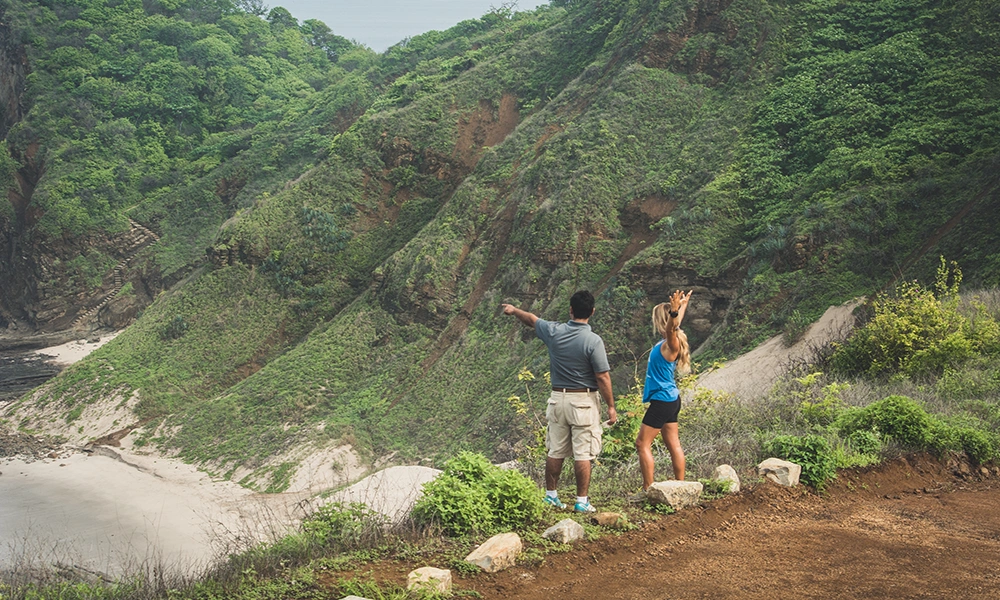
465, 532, 522, 572
542, 518, 585, 544
407, 567, 452, 595
758, 458, 801, 487
592, 512, 627, 529
646, 481, 703, 509
713, 464, 741, 493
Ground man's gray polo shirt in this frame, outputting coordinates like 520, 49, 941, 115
535, 319, 610, 389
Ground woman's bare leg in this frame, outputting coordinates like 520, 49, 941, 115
661, 422, 685, 480
635, 424, 661, 489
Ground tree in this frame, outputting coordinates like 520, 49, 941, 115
266, 6, 297, 30
301, 18, 353, 61
236, 0, 268, 16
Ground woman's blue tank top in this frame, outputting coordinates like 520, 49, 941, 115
643, 340, 679, 403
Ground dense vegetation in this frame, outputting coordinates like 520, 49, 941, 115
2, 0, 998, 494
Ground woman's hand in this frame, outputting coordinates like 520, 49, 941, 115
680, 290, 692, 308
669, 290, 684, 313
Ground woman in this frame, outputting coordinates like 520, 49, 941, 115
635, 289, 692, 494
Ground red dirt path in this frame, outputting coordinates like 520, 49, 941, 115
462, 455, 1000, 599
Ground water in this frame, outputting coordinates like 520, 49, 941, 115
0, 350, 61, 403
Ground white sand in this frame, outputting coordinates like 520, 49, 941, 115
320, 466, 442, 522
0, 450, 441, 576
695, 298, 862, 399
32, 332, 120, 366
0, 449, 264, 576
3, 328, 398, 576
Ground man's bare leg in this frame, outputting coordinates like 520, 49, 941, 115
574, 459, 591, 497
545, 456, 565, 491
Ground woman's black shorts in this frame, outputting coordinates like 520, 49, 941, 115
642, 399, 681, 429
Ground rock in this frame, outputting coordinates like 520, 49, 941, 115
542, 518, 585, 544
465, 532, 522, 572
981, 467, 990, 477
407, 567, 452, 595
646, 481, 704, 509
758, 458, 801, 487
713, 464, 740, 493
340, 596, 373, 600
592, 512, 627, 529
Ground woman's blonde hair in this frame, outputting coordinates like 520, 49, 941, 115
652, 302, 691, 376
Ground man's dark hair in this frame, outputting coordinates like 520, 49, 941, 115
570, 290, 595, 319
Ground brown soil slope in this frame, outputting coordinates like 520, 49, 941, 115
467, 455, 1000, 599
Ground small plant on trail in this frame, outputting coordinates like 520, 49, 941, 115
699, 477, 734, 499
764, 434, 837, 491
782, 309, 812, 347
412, 452, 543, 536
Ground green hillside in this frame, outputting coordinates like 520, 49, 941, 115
3, 0, 999, 490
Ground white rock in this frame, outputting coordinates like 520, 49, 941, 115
713, 464, 741, 493
542, 518, 585, 544
407, 567, 452, 595
340, 596, 373, 600
646, 480, 703, 509
465, 532, 522, 572
758, 458, 801, 487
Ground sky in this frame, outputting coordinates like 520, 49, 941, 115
272, 0, 549, 52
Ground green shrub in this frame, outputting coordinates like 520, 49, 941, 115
845, 429, 881, 456
837, 395, 933, 449
764, 434, 837, 491
864, 395, 934, 448
302, 502, 386, 548
953, 427, 1000, 465
412, 452, 543, 536
831, 260, 999, 378
926, 419, 961, 455
600, 390, 645, 462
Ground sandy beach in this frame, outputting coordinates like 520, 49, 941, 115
0, 331, 441, 576
0, 448, 295, 576
32, 332, 121, 366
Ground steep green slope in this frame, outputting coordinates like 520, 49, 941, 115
9, 0, 1000, 490
0, 0, 380, 329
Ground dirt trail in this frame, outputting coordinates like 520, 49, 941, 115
462, 455, 1000, 599
696, 298, 861, 399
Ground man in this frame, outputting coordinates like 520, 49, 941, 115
501, 290, 617, 513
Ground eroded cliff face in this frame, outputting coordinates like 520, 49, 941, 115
0, 18, 160, 337
0, 13, 31, 332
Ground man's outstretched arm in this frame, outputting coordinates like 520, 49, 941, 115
501, 303, 538, 328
